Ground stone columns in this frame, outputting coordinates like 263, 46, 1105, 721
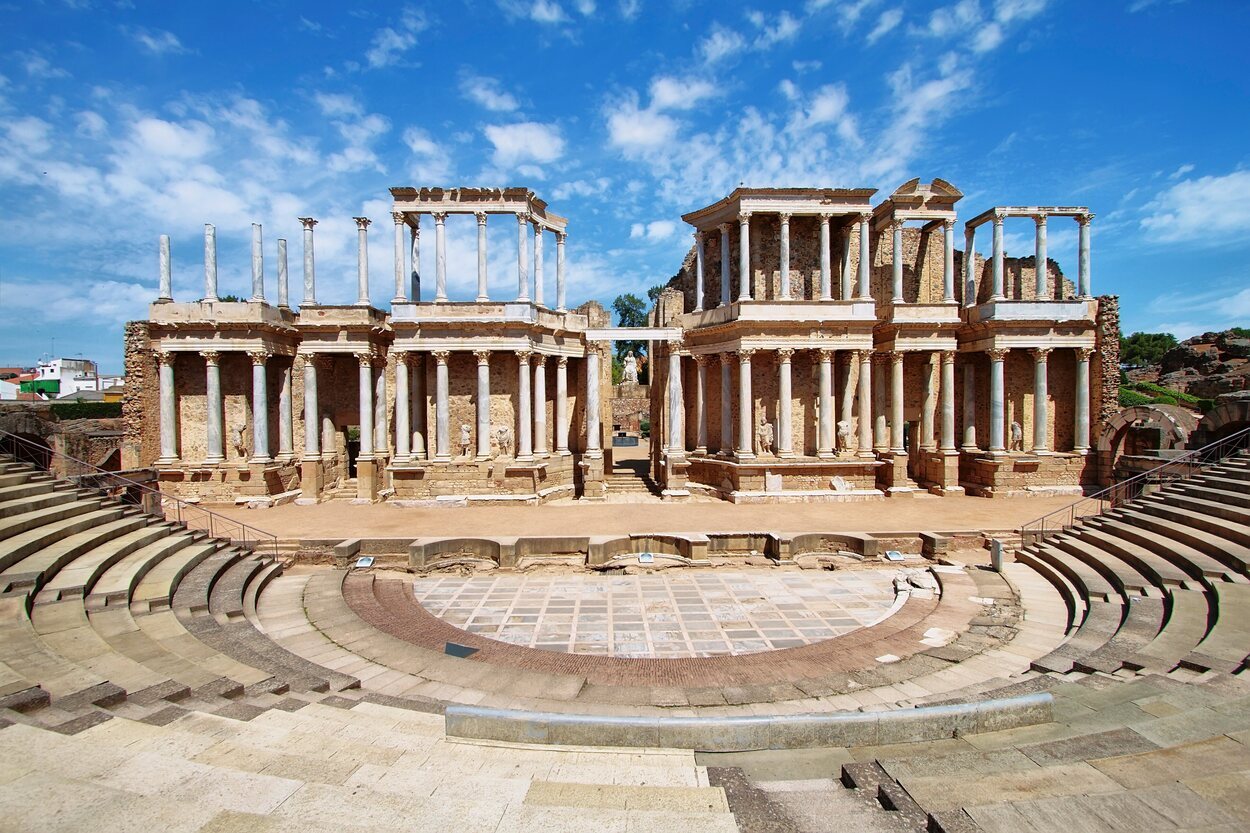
585, 345, 602, 458
354, 217, 371, 306
433, 212, 448, 303
1034, 215, 1049, 300
374, 361, 387, 460
719, 223, 732, 307
432, 351, 450, 461
410, 218, 421, 302
920, 352, 936, 450
204, 224, 219, 302
988, 347, 1008, 454
394, 353, 411, 462
841, 351, 859, 452
393, 212, 408, 303
277, 239, 289, 310
940, 351, 956, 452
203, 351, 224, 464
872, 353, 888, 451
891, 219, 904, 303
299, 218, 317, 306
693, 231, 705, 312
817, 349, 834, 458
737, 349, 755, 458
516, 351, 533, 461
943, 219, 956, 302
301, 356, 320, 460
555, 233, 567, 312
857, 351, 874, 458
963, 226, 976, 307
156, 315, 185, 420
555, 356, 570, 454
250, 351, 271, 463
532, 222, 544, 307
157, 234, 172, 302
411, 353, 427, 460
516, 213, 530, 302
667, 344, 684, 454
1031, 347, 1051, 453
533, 355, 548, 456
737, 213, 752, 302
1075, 347, 1093, 453
889, 350, 905, 453
819, 214, 833, 301
250, 223, 265, 302
278, 360, 293, 461
777, 348, 794, 457
475, 212, 489, 302
720, 353, 733, 453
778, 213, 791, 300
840, 226, 852, 300
962, 362, 977, 451
990, 213, 1005, 301
474, 351, 491, 459
356, 352, 374, 460
693, 355, 708, 454
857, 212, 872, 300
1077, 213, 1093, 298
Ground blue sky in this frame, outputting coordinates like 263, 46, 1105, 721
1, 0, 1247, 372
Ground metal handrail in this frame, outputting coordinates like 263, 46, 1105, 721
0, 429, 279, 559
1019, 424, 1250, 547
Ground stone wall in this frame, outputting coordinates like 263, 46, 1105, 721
122, 321, 158, 469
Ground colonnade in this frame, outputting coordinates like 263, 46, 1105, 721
886, 218, 958, 304
965, 212, 1094, 305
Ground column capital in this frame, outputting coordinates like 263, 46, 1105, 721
739, 348, 756, 362
201, 350, 221, 365
299, 217, 318, 230
737, 211, 752, 224
693, 229, 704, 243
516, 211, 531, 226
778, 212, 791, 223
431, 349, 451, 365
1077, 213, 1095, 226
992, 211, 1005, 226
473, 349, 491, 366
666, 338, 684, 353
988, 347, 1010, 362
431, 211, 447, 224
584, 342, 605, 358
942, 218, 956, 231
532, 353, 547, 367
720, 351, 735, 366
354, 349, 376, 366
353, 216, 371, 230
776, 347, 795, 361
474, 211, 487, 226
248, 350, 271, 366
555, 231, 567, 244
1033, 213, 1048, 227
718, 221, 732, 233
940, 350, 956, 364
692, 353, 709, 367
557, 355, 569, 369
516, 349, 533, 364
857, 211, 872, 224
155, 350, 175, 367
1076, 346, 1095, 361
391, 211, 405, 225
819, 212, 833, 224
887, 349, 905, 363
889, 217, 905, 232
530, 217, 544, 232
1030, 346, 1054, 360
307, 353, 333, 371
816, 347, 835, 362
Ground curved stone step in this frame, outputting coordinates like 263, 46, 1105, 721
0, 485, 78, 520
1086, 516, 1238, 584
85, 532, 201, 608
30, 600, 177, 695
130, 607, 274, 687
1177, 481, 1250, 509
130, 542, 223, 612
34, 524, 176, 605
1107, 508, 1250, 578
1027, 542, 1119, 603
0, 515, 148, 592
0, 497, 108, 542
1071, 526, 1196, 591
1182, 583, 1250, 673
1129, 588, 1212, 673
87, 604, 244, 690
0, 596, 123, 707
1142, 494, 1250, 542
0, 508, 133, 575
1048, 534, 1158, 596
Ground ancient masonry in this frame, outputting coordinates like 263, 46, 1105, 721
125, 179, 1119, 505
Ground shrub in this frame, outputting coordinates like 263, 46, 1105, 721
1118, 388, 1153, 407
50, 401, 122, 420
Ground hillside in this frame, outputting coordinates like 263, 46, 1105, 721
1123, 328, 1250, 410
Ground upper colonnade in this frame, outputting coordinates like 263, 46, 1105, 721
964, 205, 1094, 304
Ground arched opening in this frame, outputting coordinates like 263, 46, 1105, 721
0, 432, 52, 470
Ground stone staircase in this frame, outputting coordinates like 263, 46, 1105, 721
606, 458, 662, 496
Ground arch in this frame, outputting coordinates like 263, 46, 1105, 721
0, 432, 52, 470
1097, 404, 1196, 455
1192, 393, 1250, 446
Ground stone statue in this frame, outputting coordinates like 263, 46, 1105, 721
622, 351, 639, 384
232, 424, 248, 460
1009, 421, 1024, 452
836, 420, 852, 453
494, 424, 513, 459
756, 419, 775, 456
459, 424, 471, 458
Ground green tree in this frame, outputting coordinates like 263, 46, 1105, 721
611, 293, 649, 382
1230, 326, 1250, 338
1120, 331, 1178, 367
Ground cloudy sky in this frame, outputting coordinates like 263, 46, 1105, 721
2, 0, 1247, 371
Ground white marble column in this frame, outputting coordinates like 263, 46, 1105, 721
667, 345, 684, 454
277, 239, 290, 310
374, 360, 387, 459
840, 226, 852, 300
475, 212, 489, 302
204, 224, 219, 302
988, 347, 1008, 454
857, 351, 873, 458
555, 356, 570, 454
737, 213, 752, 302
694, 355, 708, 453
156, 352, 178, 463
719, 223, 732, 307
720, 353, 733, 453
356, 352, 374, 460
1034, 214, 1049, 300
157, 234, 172, 302
392, 212, 408, 304
857, 212, 872, 299
1075, 347, 1093, 453
250, 351, 271, 463
474, 351, 491, 459
1032, 347, 1051, 453
203, 351, 224, 464
354, 217, 371, 306
777, 348, 794, 457
991, 213, 1005, 301
433, 212, 448, 303
299, 218, 317, 306
841, 351, 859, 451
411, 354, 427, 460
516, 351, 533, 461
432, 351, 450, 461
943, 219, 956, 302
250, 223, 265, 302
555, 233, 567, 312
278, 360, 293, 461
737, 349, 755, 458
693, 231, 705, 312
940, 351, 956, 452
920, 352, 937, 450
532, 221, 544, 307
410, 217, 421, 302
1077, 214, 1093, 298
873, 354, 888, 451
890, 350, 905, 453
395, 353, 411, 462
586, 346, 602, 457
891, 219, 904, 303
962, 361, 978, 451
516, 213, 530, 302
819, 214, 833, 301
963, 225, 976, 307
778, 213, 791, 301
301, 355, 320, 461
533, 355, 548, 456
817, 349, 834, 458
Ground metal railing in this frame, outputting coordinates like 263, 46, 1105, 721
0, 429, 279, 559
1019, 424, 1250, 547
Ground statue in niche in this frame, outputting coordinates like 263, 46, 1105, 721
494, 424, 513, 459
1009, 421, 1024, 452
836, 420, 853, 453
232, 424, 248, 460
459, 424, 472, 458
622, 351, 639, 384
756, 419, 775, 456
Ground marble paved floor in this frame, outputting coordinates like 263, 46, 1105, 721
412, 569, 899, 658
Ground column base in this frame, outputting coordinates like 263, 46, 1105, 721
817, 450, 835, 459
203, 455, 225, 465
248, 456, 273, 465
392, 296, 408, 305
355, 458, 379, 502
154, 457, 180, 467
300, 459, 323, 501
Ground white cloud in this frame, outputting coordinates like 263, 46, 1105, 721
867, 8, 903, 43
1146, 284, 1250, 340
649, 76, 718, 111
619, 0, 641, 19
483, 121, 565, 168
1168, 163, 1195, 180
1140, 170, 1250, 245
313, 92, 362, 118
574, 0, 596, 13
748, 11, 801, 48
698, 25, 745, 65
364, 6, 429, 69
605, 94, 680, 156
130, 117, 215, 160
629, 220, 676, 242
126, 27, 188, 56
553, 177, 611, 200
402, 126, 453, 184
459, 74, 520, 112
75, 111, 107, 138
17, 52, 70, 80
499, 0, 570, 24
919, 0, 982, 39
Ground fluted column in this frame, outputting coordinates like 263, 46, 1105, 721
667, 344, 684, 454
737, 349, 755, 458
203, 351, 224, 464
819, 214, 833, 301
1077, 213, 1093, 298
737, 213, 752, 301
516, 350, 533, 461
1034, 215, 1049, 300
585, 345, 602, 457
157, 234, 172, 302
156, 351, 178, 464
433, 211, 448, 303
392, 212, 407, 303
354, 217, 371, 306
432, 351, 450, 461
301, 355, 320, 461
694, 355, 708, 453
943, 219, 956, 302
891, 219, 904, 303
1075, 347, 1093, 453
920, 352, 936, 450
278, 360, 293, 461
857, 351, 873, 458
1031, 347, 1051, 453
532, 221, 544, 307
203, 224, 219, 302
555, 232, 567, 312
719, 223, 732, 307
988, 347, 1008, 454
719, 352, 733, 454
516, 213, 530, 302
299, 218, 317, 306
940, 351, 956, 452
250, 223, 265, 302
962, 361, 977, 451
889, 350, 905, 453
533, 355, 548, 456
777, 348, 794, 457
356, 351, 373, 460
475, 212, 489, 302
991, 213, 1005, 301
555, 356, 570, 454
778, 213, 791, 301
693, 231, 705, 312
411, 353, 427, 460
394, 353, 411, 462
857, 212, 872, 299
277, 239, 290, 310
873, 353, 888, 451
840, 226, 852, 300
817, 349, 834, 458
250, 351, 271, 463
474, 351, 491, 459
410, 217, 421, 302
963, 225, 976, 307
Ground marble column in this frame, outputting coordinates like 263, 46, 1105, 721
943, 219, 956, 302
157, 234, 172, 302
920, 352, 936, 450
433, 212, 448, 302
1032, 347, 1051, 453
962, 361, 978, 451
395, 353, 411, 462
719, 222, 732, 307
278, 360, 293, 461
277, 239, 289, 310
891, 219, 904, 303
410, 217, 421, 302
816, 350, 834, 457
737, 213, 752, 302
988, 347, 1008, 454
586, 346, 602, 457
555, 233, 567, 312
374, 360, 387, 459
857, 212, 872, 299
667, 345, 684, 454
840, 352, 859, 448
516, 351, 533, 461
889, 350, 905, 453
156, 352, 177, 463
737, 349, 755, 458
555, 356, 570, 454
533, 356, 548, 456
474, 351, 491, 459
354, 217, 371, 306
392, 212, 408, 303
778, 213, 791, 300
356, 352, 374, 460
250, 223, 265, 302
720, 352, 733, 453
963, 225, 976, 307
250, 351, 271, 463
693, 231, 705, 312
475, 212, 489, 302
1034, 215, 1049, 300
1075, 347, 1093, 453
1077, 214, 1093, 298
432, 351, 450, 461
516, 213, 530, 302
532, 222, 544, 307
940, 351, 956, 452
857, 351, 874, 458
873, 354, 888, 451
203, 351, 224, 464
840, 226, 853, 300
694, 355, 708, 453
819, 214, 833, 301
990, 213, 1005, 301
777, 348, 794, 457
204, 224, 219, 302
301, 356, 321, 460
299, 218, 317, 306
411, 354, 427, 460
